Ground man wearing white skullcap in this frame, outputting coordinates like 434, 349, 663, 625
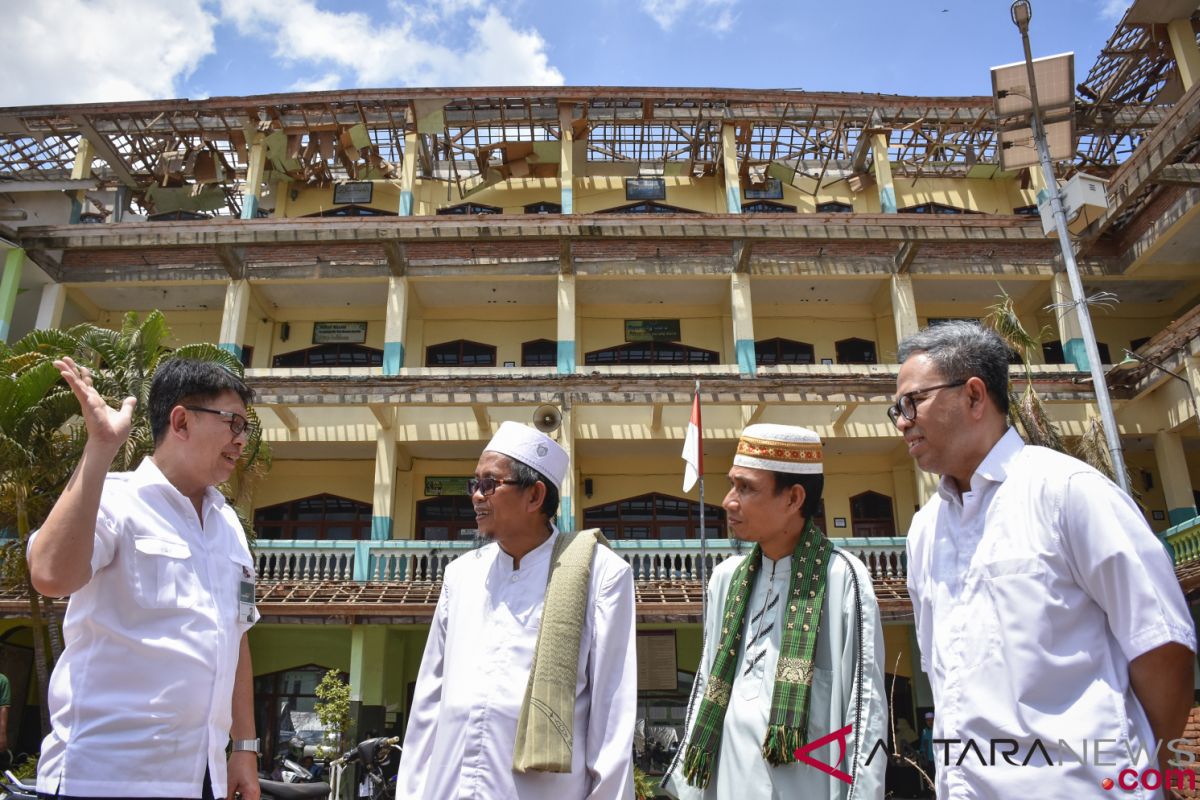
663, 424, 886, 800
399, 421, 637, 800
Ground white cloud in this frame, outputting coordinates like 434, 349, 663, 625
0, 0, 216, 105
640, 0, 739, 33
1099, 0, 1130, 20
290, 72, 344, 93
219, 0, 563, 88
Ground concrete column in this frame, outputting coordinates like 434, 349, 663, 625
372, 424, 397, 540
915, 467, 938, 507
557, 403, 576, 533
1051, 272, 1088, 370
721, 123, 742, 213
871, 132, 897, 213
0, 248, 24, 343
890, 274, 919, 346
1169, 18, 1200, 91
35, 283, 66, 331
218, 279, 251, 361
730, 273, 755, 376
348, 626, 388, 742
892, 464, 919, 536
69, 137, 95, 224
384, 276, 409, 375
240, 129, 267, 220
557, 273, 576, 375
1155, 430, 1197, 525
400, 132, 418, 216
559, 104, 575, 214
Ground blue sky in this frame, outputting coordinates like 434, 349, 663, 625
1, 0, 1129, 107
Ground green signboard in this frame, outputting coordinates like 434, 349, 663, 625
625, 319, 681, 343
425, 476, 472, 496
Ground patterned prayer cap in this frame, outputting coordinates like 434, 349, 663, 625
733, 423, 823, 475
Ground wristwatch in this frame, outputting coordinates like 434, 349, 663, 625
231, 738, 260, 754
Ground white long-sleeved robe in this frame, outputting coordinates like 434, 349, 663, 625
398, 528, 637, 800
662, 547, 887, 800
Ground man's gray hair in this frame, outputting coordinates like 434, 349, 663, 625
896, 321, 1010, 415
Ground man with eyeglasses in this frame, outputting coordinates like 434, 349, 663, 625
29, 357, 261, 800
398, 421, 637, 799
894, 321, 1195, 799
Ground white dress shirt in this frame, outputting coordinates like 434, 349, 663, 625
906, 427, 1197, 800
663, 547, 887, 800
33, 458, 258, 798
398, 528, 637, 800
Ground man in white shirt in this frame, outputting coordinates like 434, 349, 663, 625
398, 421, 637, 799
661, 424, 886, 800
29, 357, 261, 800
894, 321, 1197, 800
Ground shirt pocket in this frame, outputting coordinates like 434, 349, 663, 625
131, 536, 199, 609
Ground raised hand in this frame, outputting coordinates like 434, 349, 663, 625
54, 356, 136, 451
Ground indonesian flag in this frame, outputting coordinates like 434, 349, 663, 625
682, 388, 702, 492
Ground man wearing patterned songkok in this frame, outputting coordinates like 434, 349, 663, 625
662, 424, 886, 800
398, 421, 637, 800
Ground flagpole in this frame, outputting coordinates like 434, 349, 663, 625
696, 380, 707, 621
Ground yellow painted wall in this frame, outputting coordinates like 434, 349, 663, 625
250, 625, 353, 674
579, 305, 727, 362
252, 460, 375, 512
755, 306, 886, 365
270, 314, 387, 363
285, 182, 404, 218
417, 306, 556, 367
94, 309, 223, 347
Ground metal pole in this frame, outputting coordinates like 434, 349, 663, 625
1017, 22, 1131, 495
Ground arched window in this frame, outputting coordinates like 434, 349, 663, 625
273, 344, 383, 368
598, 201, 699, 214
255, 494, 373, 540
584, 493, 726, 539
898, 202, 976, 215
521, 339, 557, 367
816, 201, 853, 213
254, 664, 348, 761
524, 201, 562, 214
416, 496, 477, 540
425, 340, 497, 367
755, 338, 815, 365
584, 341, 719, 365
437, 202, 501, 215
307, 205, 396, 217
743, 200, 797, 213
835, 337, 877, 365
850, 491, 895, 538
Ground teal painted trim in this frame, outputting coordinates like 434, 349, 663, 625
240, 195, 259, 220
69, 196, 83, 225
1063, 337, 1089, 370
735, 339, 756, 376
370, 516, 392, 541
557, 496, 574, 533
725, 185, 742, 214
879, 185, 898, 214
218, 342, 243, 361
557, 340, 576, 375
561, 185, 573, 215
1169, 507, 1197, 526
353, 540, 372, 581
400, 191, 414, 216
1, 250, 24, 343
1036, 187, 1051, 205
383, 342, 404, 375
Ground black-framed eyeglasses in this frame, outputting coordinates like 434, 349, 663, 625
467, 477, 522, 497
184, 405, 251, 437
886, 380, 968, 425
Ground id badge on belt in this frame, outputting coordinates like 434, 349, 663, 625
239, 566, 257, 623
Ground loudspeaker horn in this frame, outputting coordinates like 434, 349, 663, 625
533, 404, 562, 433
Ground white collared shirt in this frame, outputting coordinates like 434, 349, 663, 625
398, 528, 638, 800
33, 457, 259, 798
907, 427, 1197, 800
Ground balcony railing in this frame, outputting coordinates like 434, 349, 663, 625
1162, 515, 1200, 566
253, 537, 908, 584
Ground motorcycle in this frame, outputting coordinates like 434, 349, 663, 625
327, 736, 400, 800
0, 770, 35, 800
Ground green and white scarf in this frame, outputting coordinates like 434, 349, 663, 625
682, 518, 833, 788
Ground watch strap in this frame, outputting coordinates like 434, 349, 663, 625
231, 738, 260, 754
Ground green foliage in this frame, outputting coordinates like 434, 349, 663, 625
314, 669, 351, 757
10, 752, 38, 782
633, 766, 658, 799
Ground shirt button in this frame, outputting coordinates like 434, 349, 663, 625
510, 574, 520, 583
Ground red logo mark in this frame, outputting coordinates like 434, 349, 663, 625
794, 724, 855, 786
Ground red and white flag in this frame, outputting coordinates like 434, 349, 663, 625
681, 387, 702, 492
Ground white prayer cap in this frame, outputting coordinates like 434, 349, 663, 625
924, 711, 935, 719
482, 421, 568, 490
733, 423, 823, 475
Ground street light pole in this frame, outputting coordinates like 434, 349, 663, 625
1011, 0, 1131, 494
